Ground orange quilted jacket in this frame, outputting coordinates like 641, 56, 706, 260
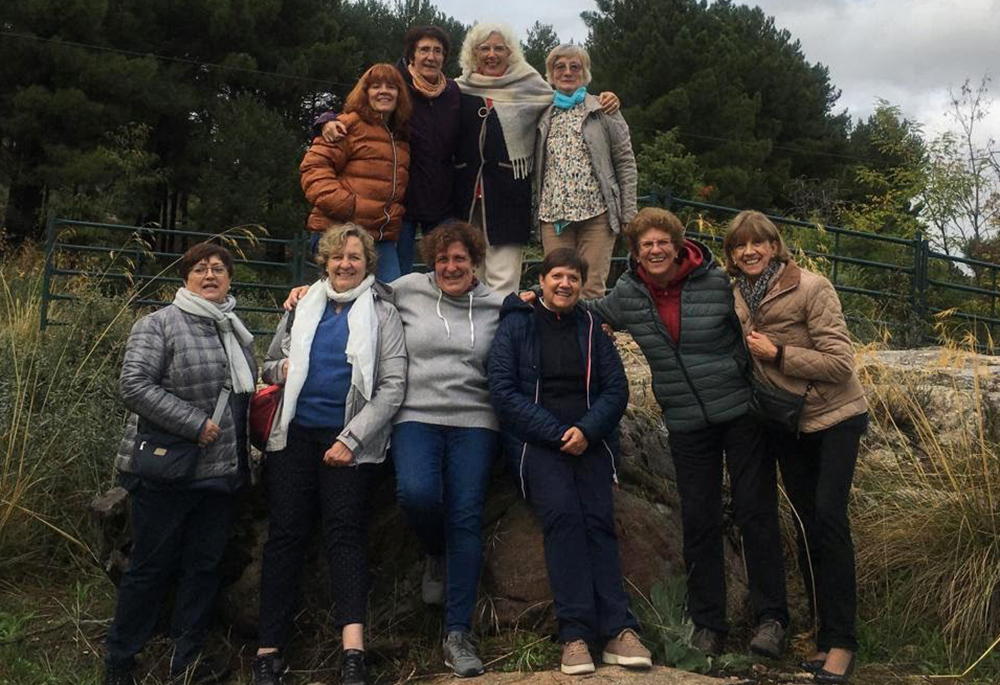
300, 112, 410, 242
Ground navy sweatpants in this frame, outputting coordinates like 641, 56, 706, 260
524, 443, 638, 643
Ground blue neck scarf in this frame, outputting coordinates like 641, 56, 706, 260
553, 86, 587, 110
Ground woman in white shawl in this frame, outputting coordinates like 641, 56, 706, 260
253, 224, 407, 685
452, 22, 619, 297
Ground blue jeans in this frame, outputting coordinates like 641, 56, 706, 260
375, 240, 401, 283
391, 421, 498, 633
398, 219, 446, 276
105, 485, 234, 672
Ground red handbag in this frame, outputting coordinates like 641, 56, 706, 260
249, 384, 282, 451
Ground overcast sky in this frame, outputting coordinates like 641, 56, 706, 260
432, 0, 1000, 147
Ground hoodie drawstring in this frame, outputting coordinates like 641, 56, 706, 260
435, 288, 452, 339
435, 287, 476, 348
468, 292, 475, 349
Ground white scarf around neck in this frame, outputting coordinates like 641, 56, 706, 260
278, 275, 379, 431
456, 60, 553, 179
173, 288, 256, 394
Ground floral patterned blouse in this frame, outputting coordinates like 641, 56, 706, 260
538, 103, 607, 224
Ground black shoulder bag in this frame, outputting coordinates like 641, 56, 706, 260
132, 384, 232, 482
730, 311, 809, 433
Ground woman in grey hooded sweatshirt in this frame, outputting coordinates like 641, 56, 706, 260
389, 220, 503, 677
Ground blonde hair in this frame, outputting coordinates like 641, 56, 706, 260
544, 44, 592, 87
722, 210, 792, 276
459, 22, 524, 77
315, 223, 377, 277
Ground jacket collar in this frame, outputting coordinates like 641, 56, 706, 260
761, 259, 801, 304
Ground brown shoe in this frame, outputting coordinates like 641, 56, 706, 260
602, 628, 652, 668
561, 640, 595, 675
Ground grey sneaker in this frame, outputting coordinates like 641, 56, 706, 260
602, 628, 652, 668
422, 554, 445, 606
561, 639, 595, 675
749, 619, 786, 659
690, 627, 725, 656
443, 631, 485, 677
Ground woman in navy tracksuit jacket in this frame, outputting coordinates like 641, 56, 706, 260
488, 283, 641, 663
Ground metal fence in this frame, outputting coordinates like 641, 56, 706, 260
39, 195, 1000, 348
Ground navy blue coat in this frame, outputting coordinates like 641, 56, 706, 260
488, 295, 629, 491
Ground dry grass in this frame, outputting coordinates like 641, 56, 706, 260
853, 342, 1000, 666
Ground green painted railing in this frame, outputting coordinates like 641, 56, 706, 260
40, 194, 1000, 349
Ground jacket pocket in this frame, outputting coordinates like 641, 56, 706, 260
498, 161, 514, 170
454, 162, 468, 170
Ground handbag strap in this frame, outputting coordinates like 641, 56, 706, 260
211, 382, 232, 425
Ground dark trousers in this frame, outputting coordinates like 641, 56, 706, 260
257, 424, 373, 649
391, 421, 498, 634
105, 485, 235, 672
525, 444, 638, 643
668, 414, 788, 634
774, 412, 868, 652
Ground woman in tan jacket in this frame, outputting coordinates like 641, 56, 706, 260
724, 211, 868, 685
301, 63, 411, 282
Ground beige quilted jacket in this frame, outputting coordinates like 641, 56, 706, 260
734, 261, 868, 433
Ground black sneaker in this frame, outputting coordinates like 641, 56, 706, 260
104, 663, 136, 685
252, 652, 286, 685
690, 627, 725, 656
341, 649, 368, 685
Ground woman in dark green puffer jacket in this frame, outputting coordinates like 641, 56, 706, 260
587, 207, 789, 660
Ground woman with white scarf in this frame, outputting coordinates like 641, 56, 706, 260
453, 23, 620, 297
253, 224, 407, 685
106, 243, 256, 685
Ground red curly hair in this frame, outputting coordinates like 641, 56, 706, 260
344, 63, 412, 139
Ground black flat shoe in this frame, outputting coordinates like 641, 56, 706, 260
814, 653, 856, 684
799, 658, 825, 673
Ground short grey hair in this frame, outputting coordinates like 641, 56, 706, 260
545, 44, 592, 87
459, 22, 525, 77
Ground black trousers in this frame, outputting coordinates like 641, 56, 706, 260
525, 444, 639, 643
257, 423, 373, 649
106, 485, 235, 673
668, 414, 788, 634
773, 412, 868, 652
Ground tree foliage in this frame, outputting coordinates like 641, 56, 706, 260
583, 0, 850, 211
521, 21, 560, 76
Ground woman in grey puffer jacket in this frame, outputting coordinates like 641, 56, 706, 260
105, 243, 256, 685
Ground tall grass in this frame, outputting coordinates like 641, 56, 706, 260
853, 342, 1000, 667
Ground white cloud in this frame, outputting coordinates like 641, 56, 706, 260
431, 0, 1000, 144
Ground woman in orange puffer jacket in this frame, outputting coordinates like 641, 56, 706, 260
301, 63, 412, 282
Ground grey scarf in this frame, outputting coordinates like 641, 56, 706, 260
173, 288, 256, 394
736, 260, 781, 319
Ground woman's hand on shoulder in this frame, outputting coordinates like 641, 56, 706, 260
324, 440, 355, 466
322, 119, 348, 143
284, 285, 310, 311
597, 91, 621, 115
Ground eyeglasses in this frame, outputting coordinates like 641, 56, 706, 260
639, 239, 674, 252
416, 45, 445, 56
190, 265, 228, 277
476, 44, 509, 55
553, 62, 583, 74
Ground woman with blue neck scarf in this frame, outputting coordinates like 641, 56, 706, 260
533, 44, 638, 299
